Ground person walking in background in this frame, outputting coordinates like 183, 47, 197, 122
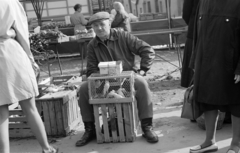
181, 0, 200, 87
0, 0, 57, 153
70, 4, 88, 35
111, 2, 131, 32
189, 0, 240, 153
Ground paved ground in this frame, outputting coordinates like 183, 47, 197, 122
10, 50, 234, 153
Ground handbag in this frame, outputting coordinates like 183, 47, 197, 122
181, 85, 202, 120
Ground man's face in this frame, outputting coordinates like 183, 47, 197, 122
91, 19, 111, 39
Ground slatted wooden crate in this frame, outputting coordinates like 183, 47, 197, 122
9, 90, 81, 137
88, 71, 139, 143
9, 103, 34, 138
35, 90, 81, 136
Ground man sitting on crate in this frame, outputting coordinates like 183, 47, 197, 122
76, 11, 158, 147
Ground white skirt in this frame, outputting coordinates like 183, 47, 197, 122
0, 38, 38, 106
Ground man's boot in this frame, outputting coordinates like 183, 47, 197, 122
141, 118, 159, 143
75, 122, 96, 147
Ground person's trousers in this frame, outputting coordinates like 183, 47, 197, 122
78, 73, 153, 122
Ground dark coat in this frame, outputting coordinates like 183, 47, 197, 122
86, 29, 155, 77
182, 0, 200, 39
190, 0, 240, 105
111, 11, 130, 32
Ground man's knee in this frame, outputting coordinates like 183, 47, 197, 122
134, 75, 149, 89
79, 81, 88, 95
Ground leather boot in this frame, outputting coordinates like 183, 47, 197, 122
75, 122, 96, 147
141, 118, 159, 143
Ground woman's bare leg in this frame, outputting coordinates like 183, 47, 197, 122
19, 98, 50, 151
228, 115, 240, 152
0, 105, 10, 153
201, 110, 219, 147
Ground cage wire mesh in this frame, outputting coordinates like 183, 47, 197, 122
88, 71, 134, 100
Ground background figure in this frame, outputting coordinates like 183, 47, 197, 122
70, 4, 88, 35
181, 0, 199, 87
0, 1, 56, 153
189, 0, 240, 153
111, 2, 130, 32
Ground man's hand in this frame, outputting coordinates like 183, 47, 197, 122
234, 74, 240, 84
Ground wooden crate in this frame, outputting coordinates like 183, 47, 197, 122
9, 90, 81, 137
9, 104, 34, 138
88, 71, 139, 143
36, 90, 81, 136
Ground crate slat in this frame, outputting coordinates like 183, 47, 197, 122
48, 101, 57, 135
9, 123, 29, 129
89, 97, 134, 104
108, 104, 118, 142
9, 109, 24, 116
122, 104, 133, 142
101, 105, 110, 142
116, 104, 125, 142
42, 102, 52, 135
55, 100, 65, 135
9, 116, 27, 122
93, 105, 104, 143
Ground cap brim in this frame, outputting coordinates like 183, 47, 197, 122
89, 18, 109, 25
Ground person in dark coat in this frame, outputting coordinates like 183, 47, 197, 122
111, 2, 130, 32
181, 0, 200, 87
189, 0, 240, 153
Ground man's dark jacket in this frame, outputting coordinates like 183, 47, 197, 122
86, 29, 155, 77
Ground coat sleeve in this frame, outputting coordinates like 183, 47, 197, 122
234, 26, 240, 75
182, 0, 193, 25
124, 32, 155, 72
86, 43, 99, 77
79, 13, 88, 26
12, 0, 35, 64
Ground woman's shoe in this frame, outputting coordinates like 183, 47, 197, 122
190, 143, 218, 153
226, 148, 240, 153
42, 146, 59, 153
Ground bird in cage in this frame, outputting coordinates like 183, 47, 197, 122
102, 80, 110, 97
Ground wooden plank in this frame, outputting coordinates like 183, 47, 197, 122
55, 100, 65, 136
9, 116, 27, 122
9, 109, 24, 116
116, 103, 125, 142
48, 101, 57, 136
42, 102, 52, 135
122, 103, 133, 142
101, 105, 110, 143
66, 99, 71, 127
9, 123, 29, 129
128, 103, 136, 141
9, 128, 34, 138
89, 97, 134, 104
62, 103, 68, 130
93, 105, 104, 143
108, 104, 118, 143
35, 101, 43, 118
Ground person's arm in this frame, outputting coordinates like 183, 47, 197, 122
124, 32, 155, 73
79, 13, 88, 26
86, 44, 99, 77
12, 1, 35, 65
182, 0, 193, 25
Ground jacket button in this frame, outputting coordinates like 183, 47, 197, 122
226, 19, 229, 22
199, 16, 202, 20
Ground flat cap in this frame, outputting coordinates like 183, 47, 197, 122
89, 12, 110, 25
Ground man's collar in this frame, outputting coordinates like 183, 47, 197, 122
93, 29, 118, 47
